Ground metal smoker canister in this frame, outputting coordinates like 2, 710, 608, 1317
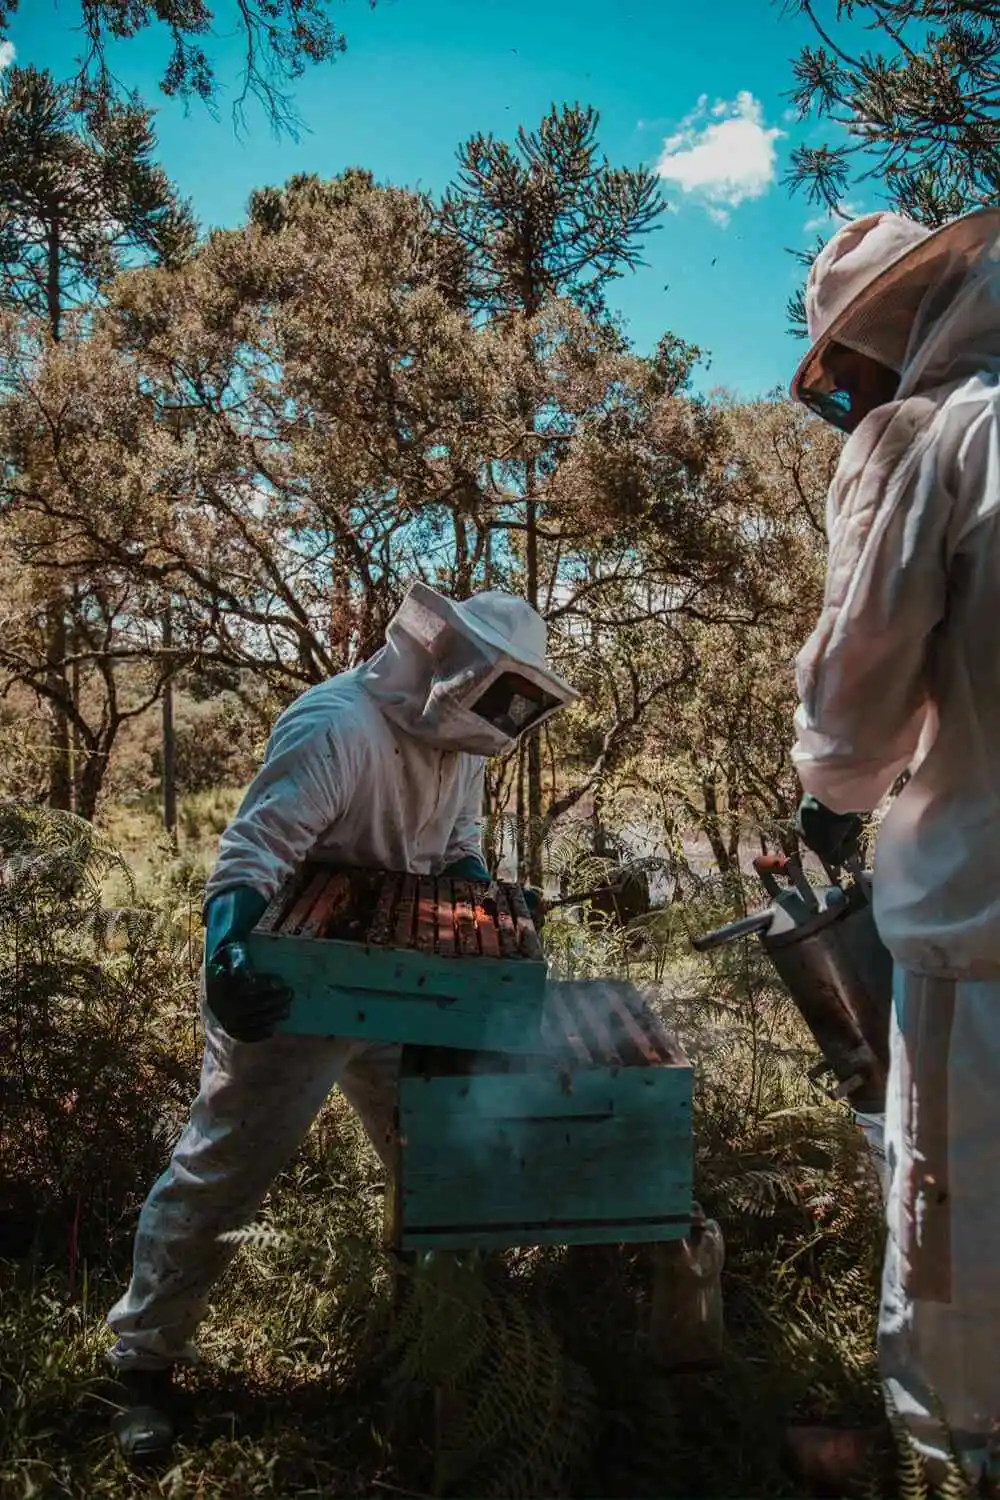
692, 853, 893, 1114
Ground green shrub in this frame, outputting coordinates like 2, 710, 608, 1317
153, 695, 260, 797
0, 814, 902, 1499
0, 803, 199, 1264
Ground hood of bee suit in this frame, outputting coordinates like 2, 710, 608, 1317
355, 583, 580, 756
791, 207, 1000, 413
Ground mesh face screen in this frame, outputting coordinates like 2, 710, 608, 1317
799, 339, 900, 432
799, 385, 853, 431
469, 672, 560, 737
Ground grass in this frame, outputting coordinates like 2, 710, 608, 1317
0, 802, 911, 1499
0, 1089, 886, 1500
97, 790, 241, 905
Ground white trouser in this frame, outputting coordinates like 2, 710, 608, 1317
106, 1001, 399, 1371
880, 966, 1000, 1485
853, 1110, 888, 1199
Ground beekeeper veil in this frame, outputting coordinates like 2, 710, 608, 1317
357, 584, 579, 755
791, 207, 1000, 429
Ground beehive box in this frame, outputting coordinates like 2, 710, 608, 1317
385, 979, 694, 1251
244, 861, 548, 1053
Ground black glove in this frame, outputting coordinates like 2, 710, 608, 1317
205, 942, 293, 1044
796, 794, 863, 870
204, 887, 293, 1044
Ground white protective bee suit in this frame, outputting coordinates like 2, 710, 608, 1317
791, 209, 1000, 1480
106, 584, 577, 1371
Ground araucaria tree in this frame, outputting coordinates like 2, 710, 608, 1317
438, 104, 667, 880
785, 0, 1000, 223
0, 64, 194, 814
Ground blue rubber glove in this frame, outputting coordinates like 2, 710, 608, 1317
440, 855, 493, 883
204, 887, 293, 1044
796, 795, 864, 870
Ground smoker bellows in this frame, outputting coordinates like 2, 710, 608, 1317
245, 863, 548, 1052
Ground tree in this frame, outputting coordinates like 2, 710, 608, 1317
784, 0, 1000, 225
0, 66, 195, 335
0, 63, 194, 813
0, 174, 498, 785
439, 103, 666, 881
611, 397, 838, 878
0, 160, 777, 848
0, 0, 376, 134
0, 573, 181, 822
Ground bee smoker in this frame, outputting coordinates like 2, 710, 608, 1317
691, 852, 893, 1113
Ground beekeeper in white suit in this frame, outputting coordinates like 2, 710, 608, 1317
104, 583, 577, 1462
789, 205, 1000, 1487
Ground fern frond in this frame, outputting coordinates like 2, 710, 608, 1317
217, 1222, 294, 1252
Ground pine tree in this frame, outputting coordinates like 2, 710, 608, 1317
439, 103, 665, 883
0, 65, 195, 334
0, 64, 194, 813
784, 0, 1000, 225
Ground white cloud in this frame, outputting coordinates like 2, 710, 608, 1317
0, 40, 15, 70
656, 90, 784, 224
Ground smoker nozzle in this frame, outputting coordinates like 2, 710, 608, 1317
690, 909, 774, 952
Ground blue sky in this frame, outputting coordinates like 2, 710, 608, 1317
9, 0, 875, 399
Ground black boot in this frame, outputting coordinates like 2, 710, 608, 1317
110, 1366, 176, 1464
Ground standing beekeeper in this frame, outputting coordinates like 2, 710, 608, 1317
789, 206, 1000, 1488
104, 583, 577, 1462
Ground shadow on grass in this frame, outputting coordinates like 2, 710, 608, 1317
2, 1230, 886, 1500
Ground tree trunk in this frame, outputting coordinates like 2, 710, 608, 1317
524, 490, 544, 886
483, 526, 493, 590
46, 219, 61, 344
515, 741, 526, 882
526, 736, 543, 886
45, 607, 72, 812
700, 778, 734, 876
162, 604, 177, 843
329, 560, 353, 665
75, 745, 108, 823
44, 220, 72, 811
69, 586, 82, 812
453, 512, 472, 596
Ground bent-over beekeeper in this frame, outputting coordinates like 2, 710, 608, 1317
104, 583, 577, 1461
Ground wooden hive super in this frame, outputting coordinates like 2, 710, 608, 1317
245, 861, 548, 1053
385, 978, 694, 1251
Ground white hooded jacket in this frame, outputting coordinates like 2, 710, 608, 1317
204, 586, 577, 906
793, 232, 1000, 979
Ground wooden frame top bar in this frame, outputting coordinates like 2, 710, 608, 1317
254, 861, 543, 962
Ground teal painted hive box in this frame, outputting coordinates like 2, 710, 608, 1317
244, 861, 548, 1054
385, 979, 694, 1251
